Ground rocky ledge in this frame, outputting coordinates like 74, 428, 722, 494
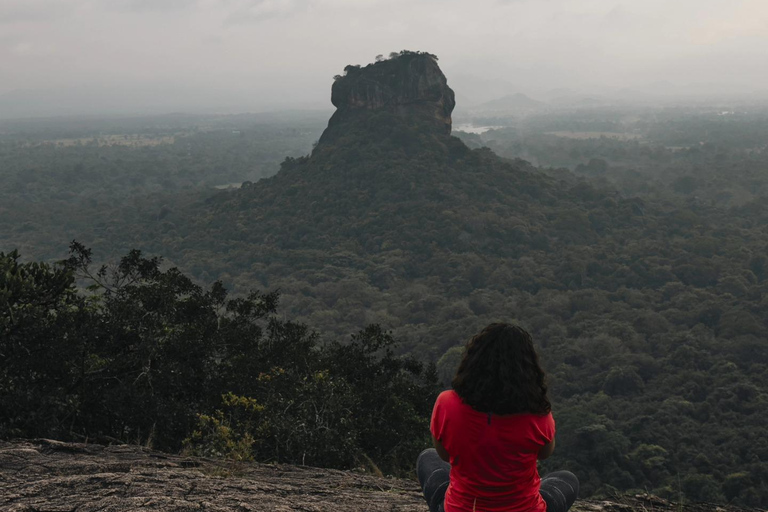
0, 439, 760, 512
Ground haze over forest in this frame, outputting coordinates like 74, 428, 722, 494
4, 1, 768, 509
2, 0, 768, 118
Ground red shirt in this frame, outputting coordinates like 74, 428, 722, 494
430, 390, 555, 512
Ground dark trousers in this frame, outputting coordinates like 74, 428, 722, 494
417, 449, 579, 512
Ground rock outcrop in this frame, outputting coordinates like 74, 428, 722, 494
0, 439, 424, 511
1, 439, 761, 512
318, 51, 456, 144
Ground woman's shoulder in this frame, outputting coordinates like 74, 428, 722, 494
436, 389, 461, 405
524, 410, 555, 438
531, 410, 554, 425
435, 389, 471, 414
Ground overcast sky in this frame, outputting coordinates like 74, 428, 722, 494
1, 0, 767, 116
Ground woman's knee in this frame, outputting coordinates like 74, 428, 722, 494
544, 470, 579, 489
418, 448, 438, 464
541, 470, 579, 509
416, 448, 440, 485
416, 448, 450, 512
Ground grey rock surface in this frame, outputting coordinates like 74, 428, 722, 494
1, 439, 761, 512
0, 439, 424, 511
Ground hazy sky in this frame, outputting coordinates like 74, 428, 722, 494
1, 0, 767, 115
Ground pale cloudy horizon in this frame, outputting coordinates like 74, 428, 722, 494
1, 0, 767, 118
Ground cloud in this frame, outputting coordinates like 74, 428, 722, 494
121, 0, 200, 12
0, 0, 72, 23
2, 0, 768, 111
222, 0, 313, 25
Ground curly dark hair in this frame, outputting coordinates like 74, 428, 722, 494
452, 323, 551, 415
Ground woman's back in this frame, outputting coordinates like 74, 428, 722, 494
431, 390, 554, 512
416, 324, 577, 512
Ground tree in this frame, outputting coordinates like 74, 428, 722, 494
2, 245, 440, 476
0, 249, 89, 438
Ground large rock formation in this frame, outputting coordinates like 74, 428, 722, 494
1, 439, 761, 512
318, 51, 456, 144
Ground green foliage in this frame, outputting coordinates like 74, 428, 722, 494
682, 474, 726, 503
321, 325, 438, 472
0, 249, 86, 438
436, 346, 464, 387
183, 392, 260, 462
0, 112, 324, 261
0, 246, 439, 475
5, 106, 768, 504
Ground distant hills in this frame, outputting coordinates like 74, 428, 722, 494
475, 92, 545, 112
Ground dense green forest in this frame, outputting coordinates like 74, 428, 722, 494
0, 244, 438, 475
0, 112, 326, 259
461, 107, 768, 207
2, 103, 768, 506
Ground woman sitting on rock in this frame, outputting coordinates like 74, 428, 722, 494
417, 323, 578, 512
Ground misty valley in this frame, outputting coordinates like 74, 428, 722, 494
3, 52, 768, 509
